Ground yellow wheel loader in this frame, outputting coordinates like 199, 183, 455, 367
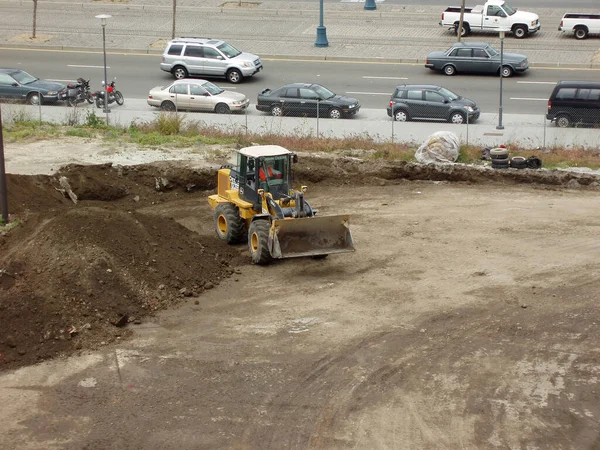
208, 145, 354, 265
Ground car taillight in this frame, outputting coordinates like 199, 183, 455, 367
548, 100, 552, 110
389, 101, 394, 107
149, 95, 153, 99
442, 13, 444, 20
559, 20, 563, 27
426, 59, 429, 65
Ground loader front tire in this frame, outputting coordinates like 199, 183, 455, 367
248, 220, 273, 265
215, 203, 246, 245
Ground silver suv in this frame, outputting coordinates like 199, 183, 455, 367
160, 37, 263, 84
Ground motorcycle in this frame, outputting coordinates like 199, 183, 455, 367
95, 78, 124, 108
60, 78, 95, 107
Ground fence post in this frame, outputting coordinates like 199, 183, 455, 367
38, 91, 42, 125
316, 100, 320, 138
466, 109, 469, 148
391, 110, 394, 144
543, 113, 546, 149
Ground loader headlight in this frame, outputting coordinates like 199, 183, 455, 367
301, 185, 308, 193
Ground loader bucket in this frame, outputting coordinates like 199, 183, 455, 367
270, 215, 354, 259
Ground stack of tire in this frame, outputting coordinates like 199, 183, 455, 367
490, 147, 509, 169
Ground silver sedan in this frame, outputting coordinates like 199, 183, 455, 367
147, 79, 249, 113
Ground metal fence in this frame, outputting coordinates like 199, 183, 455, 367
1, 97, 599, 151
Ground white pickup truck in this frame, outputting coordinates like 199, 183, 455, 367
440, 0, 541, 39
558, 13, 600, 40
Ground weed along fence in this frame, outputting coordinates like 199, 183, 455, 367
1, 101, 599, 152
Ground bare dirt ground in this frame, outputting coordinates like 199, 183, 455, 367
2, 137, 600, 449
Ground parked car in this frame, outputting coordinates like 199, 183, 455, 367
147, 79, 249, 113
439, 0, 540, 38
559, 13, 600, 40
386, 85, 480, 124
546, 80, 600, 128
256, 83, 360, 119
425, 42, 529, 77
159, 37, 263, 84
0, 69, 65, 105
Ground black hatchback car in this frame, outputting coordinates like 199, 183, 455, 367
546, 80, 600, 128
0, 69, 66, 105
256, 83, 360, 119
386, 85, 480, 124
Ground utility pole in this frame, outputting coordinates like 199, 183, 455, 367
0, 107, 9, 224
32, 0, 38, 38
457, 0, 465, 42
172, 0, 177, 39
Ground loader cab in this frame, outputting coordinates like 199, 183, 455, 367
237, 145, 295, 206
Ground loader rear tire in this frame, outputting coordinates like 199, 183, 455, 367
215, 203, 246, 245
248, 220, 273, 265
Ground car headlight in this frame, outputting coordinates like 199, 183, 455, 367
46, 91, 58, 95
531, 21, 536, 26
231, 100, 245, 105
465, 106, 474, 112
241, 62, 253, 68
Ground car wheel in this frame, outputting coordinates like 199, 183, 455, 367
513, 25, 527, 39
27, 92, 41, 105
161, 101, 176, 111
556, 114, 571, 128
271, 105, 283, 117
454, 23, 470, 37
215, 103, 230, 114
443, 65, 456, 76
449, 111, 466, 124
574, 27, 588, 40
394, 109, 409, 122
329, 108, 342, 119
172, 66, 188, 80
501, 66, 513, 78
227, 69, 242, 84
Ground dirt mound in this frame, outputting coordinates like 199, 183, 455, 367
0, 164, 242, 370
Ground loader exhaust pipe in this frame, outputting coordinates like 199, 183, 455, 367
269, 215, 354, 259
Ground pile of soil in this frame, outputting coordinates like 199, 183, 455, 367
0, 163, 243, 370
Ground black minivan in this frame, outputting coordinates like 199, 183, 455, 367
546, 81, 600, 128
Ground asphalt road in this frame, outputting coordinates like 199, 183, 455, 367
1, 48, 599, 115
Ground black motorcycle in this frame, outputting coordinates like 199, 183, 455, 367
61, 78, 95, 107
95, 79, 124, 108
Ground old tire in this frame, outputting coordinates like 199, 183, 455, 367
510, 156, 527, 169
248, 220, 273, 265
490, 148, 509, 158
556, 114, 571, 128
215, 203, 246, 245
574, 27, 588, 40
172, 66, 188, 80
443, 65, 456, 76
492, 161, 509, 169
215, 103, 230, 114
161, 101, 176, 111
513, 25, 527, 39
227, 69, 242, 84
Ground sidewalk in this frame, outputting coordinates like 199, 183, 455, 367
0, 0, 599, 67
2, 100, 598, 153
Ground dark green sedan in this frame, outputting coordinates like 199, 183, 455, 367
0, 68, 66, 104
425, 42, 529, 78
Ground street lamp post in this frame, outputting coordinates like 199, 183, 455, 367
95, 14, 112, 124
496, 28, 508, 130
315, 0, 328, 48
364, 0, 376, 11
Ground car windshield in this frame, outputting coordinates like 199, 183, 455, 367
11, 70, 37, 85
202, 81, 224, 95
217, 42, 241, 58
312, 84, 336, 100
503, 3, 517, 15
438, 87, 459, 101
485, 45, 499, 57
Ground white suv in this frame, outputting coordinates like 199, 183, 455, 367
160, 37, 263, 84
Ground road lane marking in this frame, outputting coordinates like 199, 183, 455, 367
363, 76, 408, 80
68, 64, 110, 69
346, 91, 392, 95
510, 97, 548, 101
517, 81, 556, 85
